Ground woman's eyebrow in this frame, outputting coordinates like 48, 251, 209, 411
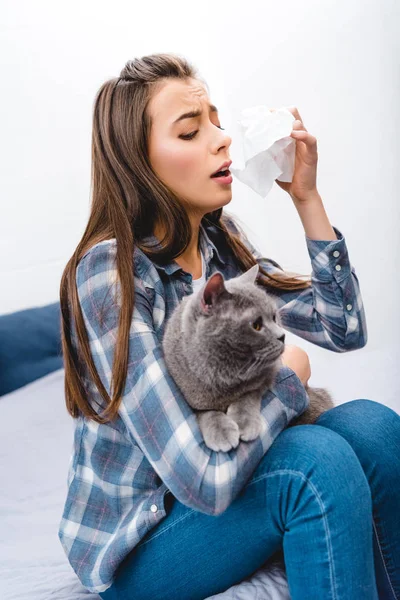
172, 104, 218, 125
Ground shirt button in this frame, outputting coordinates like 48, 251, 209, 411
346, 304, 353, 311
335, 264, 342, 271
150, 504, 158, 513
333, 250, 340, 258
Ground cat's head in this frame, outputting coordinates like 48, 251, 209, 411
180, 264, 286, 387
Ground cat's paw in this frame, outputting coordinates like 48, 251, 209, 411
239, 415, 263, 442
226, 404, 263, 442
197, 411, 240, 452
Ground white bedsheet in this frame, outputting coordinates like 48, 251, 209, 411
0, 369, 290, 600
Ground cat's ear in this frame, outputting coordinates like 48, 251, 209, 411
234, 263, 259, 286
200, 271, 231, 314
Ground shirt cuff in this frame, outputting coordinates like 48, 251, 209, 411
274, 364, 299, 383
305, 225, 351, 283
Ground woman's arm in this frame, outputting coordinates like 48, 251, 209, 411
226, 216, 368, 353
75, 242, 310, 517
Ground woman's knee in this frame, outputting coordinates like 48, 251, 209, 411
314, 399, 400, 478
257, 424, 372, 509
316, 399, 399, 432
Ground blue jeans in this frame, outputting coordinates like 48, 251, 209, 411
99, 399, 400, 600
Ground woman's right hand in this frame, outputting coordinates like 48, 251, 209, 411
281, 344, 311, 387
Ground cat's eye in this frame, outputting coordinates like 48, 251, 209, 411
273, 314, 277, 322
252, 317, 263, 331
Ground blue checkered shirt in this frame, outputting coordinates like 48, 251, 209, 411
58, 215, 367, 593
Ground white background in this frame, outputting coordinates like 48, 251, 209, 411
1, 0, 399, 411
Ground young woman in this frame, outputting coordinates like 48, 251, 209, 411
57, 53, 400, 600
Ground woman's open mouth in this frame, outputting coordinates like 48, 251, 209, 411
210, 169, 233, 185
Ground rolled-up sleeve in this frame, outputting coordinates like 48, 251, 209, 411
225, 216, 368, 352
75, 243, 310, 517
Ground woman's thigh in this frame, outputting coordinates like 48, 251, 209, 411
99, 424, 377, 600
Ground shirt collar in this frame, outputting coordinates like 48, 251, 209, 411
140, 221, 226, 275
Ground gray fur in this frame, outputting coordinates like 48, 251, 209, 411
162, 264, 334, 451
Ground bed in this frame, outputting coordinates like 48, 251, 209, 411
0, 302, 290, 600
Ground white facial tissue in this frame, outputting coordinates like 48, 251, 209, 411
230, 105, 296, 199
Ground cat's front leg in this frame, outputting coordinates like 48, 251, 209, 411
226, 395, 263, 442
197, 410, 240, 452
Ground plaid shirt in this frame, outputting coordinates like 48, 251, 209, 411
58, 214, 367, 593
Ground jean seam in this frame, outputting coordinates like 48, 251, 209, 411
137, 509, 196, 548
372, 517, 398, 599
249, 469, 338, 600
137, 469, 339, 599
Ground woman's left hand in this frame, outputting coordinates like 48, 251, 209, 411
272, 106, 319, 202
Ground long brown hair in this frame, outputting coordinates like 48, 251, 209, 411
60, 52, 312, 425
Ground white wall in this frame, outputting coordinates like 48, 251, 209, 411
1, 0, 399, 411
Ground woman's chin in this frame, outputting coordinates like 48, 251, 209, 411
215, 193, 233, 206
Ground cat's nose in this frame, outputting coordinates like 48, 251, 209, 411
278, 333, 285, 344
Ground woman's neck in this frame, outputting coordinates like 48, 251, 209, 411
153, 218, 202, 279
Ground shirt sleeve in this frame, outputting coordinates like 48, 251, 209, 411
224, 216, 368, 353
75, 242, 310, 517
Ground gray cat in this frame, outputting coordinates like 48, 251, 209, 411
162, 263, 334, 452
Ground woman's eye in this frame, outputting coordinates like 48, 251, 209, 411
179, 125, 225, 141
251, 317, 263, 331
180, 130, 198, 140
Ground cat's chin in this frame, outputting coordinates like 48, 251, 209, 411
262, 346, 284, 365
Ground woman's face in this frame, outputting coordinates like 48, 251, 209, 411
148, 78, 233, 217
